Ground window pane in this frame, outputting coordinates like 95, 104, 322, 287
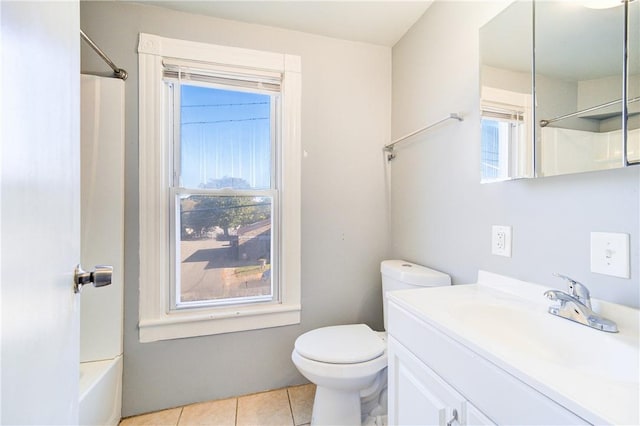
178, 194, 272, 305
481, 118, 514, 181
481, 119, 501, 179
180, 85, 272, 190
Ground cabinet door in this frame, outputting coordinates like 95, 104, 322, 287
389, 336, 464, 426
464, 401, 496, 426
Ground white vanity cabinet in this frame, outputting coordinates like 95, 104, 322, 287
389, 335, 494, 426
387, 297, 590, 425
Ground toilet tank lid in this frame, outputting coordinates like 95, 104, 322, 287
380, 260, 451, 287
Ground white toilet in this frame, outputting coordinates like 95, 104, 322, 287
291, 260, 451, 426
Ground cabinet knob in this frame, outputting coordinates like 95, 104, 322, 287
446, 409, 459, 426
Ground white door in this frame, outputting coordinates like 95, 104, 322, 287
1, 1, 81, 424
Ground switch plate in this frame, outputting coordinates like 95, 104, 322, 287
492, 225, 512, 257
590, 232, 629, 278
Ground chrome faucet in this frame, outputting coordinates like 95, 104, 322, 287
544, 274, 618, 333
553, 273, 592, 308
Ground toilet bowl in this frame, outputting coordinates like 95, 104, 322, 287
292, 324, 387, 426
292, 260, 451, 426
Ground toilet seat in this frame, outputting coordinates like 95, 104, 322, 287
294, 324, 384, 364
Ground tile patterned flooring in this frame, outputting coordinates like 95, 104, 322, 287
119, 384, 315, 426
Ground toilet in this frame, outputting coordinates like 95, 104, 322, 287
291, 260, 451, 426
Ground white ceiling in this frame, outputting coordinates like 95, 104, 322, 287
139, 1, 433, 47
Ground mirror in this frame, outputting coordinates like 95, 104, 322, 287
629, 0, 639, 165
535, 1, 637, 177
479, 1, 534, 183
480, 0, 638, 182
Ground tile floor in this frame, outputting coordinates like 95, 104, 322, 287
119, 384, 316, 426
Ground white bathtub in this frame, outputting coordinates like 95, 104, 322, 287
79, 356, 123, 426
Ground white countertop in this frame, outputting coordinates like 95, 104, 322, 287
387, 271, 640, 425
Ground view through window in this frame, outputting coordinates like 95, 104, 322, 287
172, 83, 277, 307
481, 118, 508, 180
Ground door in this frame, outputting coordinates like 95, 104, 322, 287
1, 1, 81, 424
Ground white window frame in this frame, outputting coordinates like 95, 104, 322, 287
480, 86, 533, 182
138, 33, 301, 342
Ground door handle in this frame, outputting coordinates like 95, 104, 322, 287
74, 264, 113, 293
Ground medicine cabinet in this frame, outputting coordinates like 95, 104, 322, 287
480, 0, 639, 182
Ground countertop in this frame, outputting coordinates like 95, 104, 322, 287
387, 270, 640, 425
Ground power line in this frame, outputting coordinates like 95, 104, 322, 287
182, 102, 269, 108
181, 202, 271, 214
182, 117, 269, 125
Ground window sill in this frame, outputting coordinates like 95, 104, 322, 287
139, 303, 301, 342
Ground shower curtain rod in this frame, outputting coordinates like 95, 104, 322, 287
80, 30, 128, 80
539, 96, 639, 128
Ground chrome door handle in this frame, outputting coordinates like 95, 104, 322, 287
74, 264, 113, 293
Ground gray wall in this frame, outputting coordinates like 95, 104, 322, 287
80, 1, 391, 416
391, 2, 639, 307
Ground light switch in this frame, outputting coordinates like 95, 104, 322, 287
590, 232, 629, 278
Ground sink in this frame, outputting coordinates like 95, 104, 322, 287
454, 301, 639, 385
454, 302, 558, 360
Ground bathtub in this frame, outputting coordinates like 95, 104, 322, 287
79, 356, 123, 426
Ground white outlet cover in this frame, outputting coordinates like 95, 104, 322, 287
492, 225, 512, 257
590, 232, 629, 278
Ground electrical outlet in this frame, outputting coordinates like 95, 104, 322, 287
492, 225, 512, 257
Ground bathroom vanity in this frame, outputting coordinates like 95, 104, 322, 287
387, 271, 639, 425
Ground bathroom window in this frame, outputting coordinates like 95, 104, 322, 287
138, 33, 301, 342
167, 76, 278, 310
480, 86, 533, 182
480, 113, 521, 181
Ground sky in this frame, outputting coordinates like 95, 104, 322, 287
179, 84, 273, 190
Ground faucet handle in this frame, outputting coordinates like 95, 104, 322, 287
553, 273, 591, 308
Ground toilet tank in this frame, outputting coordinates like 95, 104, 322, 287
381, 260, 451, 330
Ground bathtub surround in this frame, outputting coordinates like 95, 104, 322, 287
79, 74, 125, 425
80, 1, 391, 417
390, 1, 639, 308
